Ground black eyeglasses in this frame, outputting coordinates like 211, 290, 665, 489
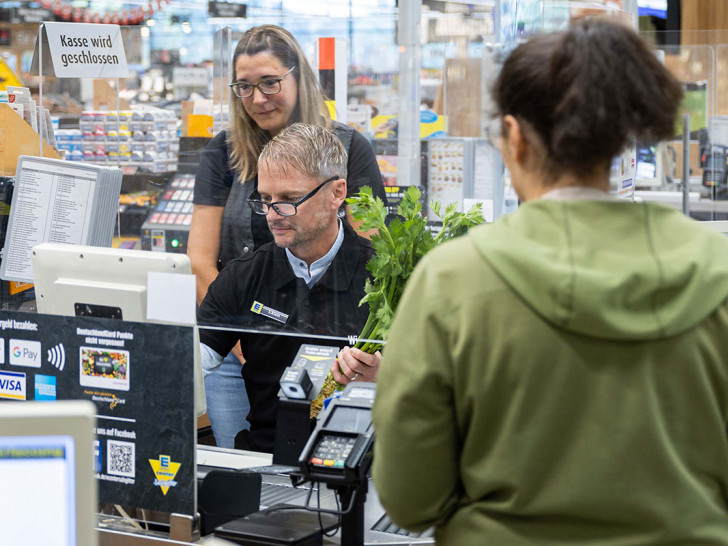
248, 176, 339, 217
229, 66, 296, 99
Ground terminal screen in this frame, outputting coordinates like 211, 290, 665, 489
0, 435, 77, 546
325, 406, 371, 434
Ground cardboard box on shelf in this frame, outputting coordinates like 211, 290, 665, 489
93, 79, 130, 111
181, 100, 214, 137
0, 104, 60, 176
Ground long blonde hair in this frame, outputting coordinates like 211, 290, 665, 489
228, 25, 331, 182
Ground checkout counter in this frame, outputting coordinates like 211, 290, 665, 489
97, 382, 435, 546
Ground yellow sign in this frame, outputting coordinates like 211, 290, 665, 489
301, 355, 332, 362
372, 111, 447, 139
149, 454, 181, 495
325, 100, 336, 121
9, 282, 33, 295
186, 114, 213, 137
0, 60, 22, 91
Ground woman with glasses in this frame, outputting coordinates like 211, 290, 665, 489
189, 25, 386, 448
374, 19, 728, 544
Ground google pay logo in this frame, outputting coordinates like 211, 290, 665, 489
9, 339, 41, 368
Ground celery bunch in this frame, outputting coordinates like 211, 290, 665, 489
350, 186, 485, 353
310, 186, 485, 417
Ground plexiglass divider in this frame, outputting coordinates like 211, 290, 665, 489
645, 43, 721, 220
26, 4, 728, 342
212, 26, 232, 135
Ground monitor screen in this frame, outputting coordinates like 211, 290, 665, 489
0, 435, 77, 545
0, 401, 97, 546
636, 145, 657, 180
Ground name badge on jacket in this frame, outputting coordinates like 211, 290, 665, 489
250, 301, 289, 324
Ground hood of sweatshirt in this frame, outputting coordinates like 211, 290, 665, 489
470, 199, 728, 340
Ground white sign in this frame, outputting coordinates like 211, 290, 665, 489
146, 272, 196, 326
0, 370, 26, 400
42, 22, 128, 78
9, 339, 41, 369
611, 144, 636, 200
172, 67, 210, 88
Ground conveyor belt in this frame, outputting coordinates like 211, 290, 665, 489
260, 481, 312, 508
198, 446, 436, 544
372, 514, 433, 539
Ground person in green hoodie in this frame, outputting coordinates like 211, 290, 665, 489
372, 18, 728, 545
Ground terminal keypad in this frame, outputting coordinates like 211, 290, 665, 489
309, 434, 356, 469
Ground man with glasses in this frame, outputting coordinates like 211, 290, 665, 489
198, 123, 381, 453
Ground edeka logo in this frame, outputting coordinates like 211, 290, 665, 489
0, 370, 26, 400
34, 374, 57, 401
9, 339, 41, 368
149, 454, 180, 495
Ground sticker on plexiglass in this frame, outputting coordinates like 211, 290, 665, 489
79, 347, 130, 391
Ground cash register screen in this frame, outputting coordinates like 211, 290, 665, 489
0, 435, 77, 545
0, 401, 97, 546
325, 406, 371, 434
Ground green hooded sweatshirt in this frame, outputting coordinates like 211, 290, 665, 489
373, 199, 728, 545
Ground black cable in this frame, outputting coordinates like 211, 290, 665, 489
270, 478, 360, 517
302, 482, 358, 516
255, 482, 343, 536
317, 482, 341, 537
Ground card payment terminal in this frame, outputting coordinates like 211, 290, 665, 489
298, 382, 376, 486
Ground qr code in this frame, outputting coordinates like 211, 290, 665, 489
107, 440, 135, 478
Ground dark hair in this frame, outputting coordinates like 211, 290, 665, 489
493, 19, 683, 179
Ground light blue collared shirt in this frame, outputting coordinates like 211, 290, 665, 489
286, 219, 344, 288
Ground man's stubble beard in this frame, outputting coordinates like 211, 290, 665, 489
268, 206, 333, 252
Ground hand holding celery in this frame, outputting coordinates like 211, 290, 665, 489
310, 186, 486, 417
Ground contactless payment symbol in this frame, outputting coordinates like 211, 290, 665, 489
149, 454, 180, 495
47, 343, 66, 371
251, 301, 263, 314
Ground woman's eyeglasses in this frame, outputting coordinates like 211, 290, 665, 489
229, 66, 296, 99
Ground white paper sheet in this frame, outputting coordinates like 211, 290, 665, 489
146, 271, 196, 326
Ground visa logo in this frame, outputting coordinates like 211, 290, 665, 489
9, 339, 41, 368
0, 370, 26, 400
